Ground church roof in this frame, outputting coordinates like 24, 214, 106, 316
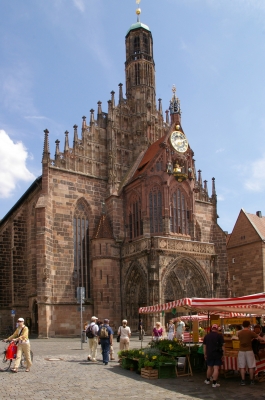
93, 214, 114, 240
131, 133, 167, 181
244, 210, 265, 240
126, 21, 150, 35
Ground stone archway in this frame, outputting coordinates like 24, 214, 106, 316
162, 257, 210, 303
123, 262, 147, 331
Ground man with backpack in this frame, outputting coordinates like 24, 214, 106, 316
98, 318, 113, 365
86, 316, 99, 362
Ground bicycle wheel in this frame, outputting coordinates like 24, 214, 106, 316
20, 350, 33, 368
0, 351, 12, 371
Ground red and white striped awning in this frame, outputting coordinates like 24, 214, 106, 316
138, 292, 265, 315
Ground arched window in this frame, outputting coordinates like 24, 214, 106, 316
143, 34, 149, 54
73, 200, 90, 298
149, 187, 163, 234
134, 36, 140, 53
170, 189, 189, 234
129, 197, 143, 240
135, 63, 140, 85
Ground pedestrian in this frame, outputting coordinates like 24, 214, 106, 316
152, 322, 163, 341
167, 319, 176, 340
175, 317, 185, 341
98, 318, 113, 365
86, 316, 99, 362
203, 324, 224, 388
118, 319, 131, 350
3, 317, 32, 373
238, 320, 263, 385
138, 318, 145, 341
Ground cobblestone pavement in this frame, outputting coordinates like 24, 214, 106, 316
1, 335, 265, 400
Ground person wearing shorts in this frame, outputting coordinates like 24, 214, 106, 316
203, 324, 225, 388
237, 320, 263, 385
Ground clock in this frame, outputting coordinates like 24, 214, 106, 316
170, 130, 188, 153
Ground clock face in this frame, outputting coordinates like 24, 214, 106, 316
170, 130, 188, 153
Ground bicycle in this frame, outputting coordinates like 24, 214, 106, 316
0, 341, 33, 372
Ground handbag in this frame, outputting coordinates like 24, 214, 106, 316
117, 335, 120, 342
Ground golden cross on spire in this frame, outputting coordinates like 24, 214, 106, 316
136, 0, 141, 22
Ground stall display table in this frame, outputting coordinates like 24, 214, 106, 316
221, 354, 265, 381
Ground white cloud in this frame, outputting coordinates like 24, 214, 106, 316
73, 0, 85, 13
0, 130, 35, 198
216, 148, 225, 153
244, 155, 265, 192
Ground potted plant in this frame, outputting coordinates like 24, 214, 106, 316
129, 363, 134, 371
144, 360, 155, 370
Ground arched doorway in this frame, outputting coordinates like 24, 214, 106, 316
162, 257, 210, 324
32, 300, 38, 334
123, 262, 147, 331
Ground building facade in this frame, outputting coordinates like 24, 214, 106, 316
227, 209, 265, 297
0, 14, 228, 336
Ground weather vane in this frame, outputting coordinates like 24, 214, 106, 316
136, 0, 141, 22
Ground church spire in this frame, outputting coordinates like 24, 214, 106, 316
169, 85, 181, 125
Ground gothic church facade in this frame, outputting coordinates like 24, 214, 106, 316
0, 15, 228, 336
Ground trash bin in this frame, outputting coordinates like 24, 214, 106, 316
82, 330, 87, 343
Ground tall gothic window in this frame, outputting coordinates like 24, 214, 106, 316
129, 198, 143, 240
135, 63, 140, 85
73, 200, 90, 298
170, 189, 189, 234
143, 34, 149, 54
134, 36, 140, 53
149, 188, 163, 234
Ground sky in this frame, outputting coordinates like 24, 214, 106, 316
0, 0, 265, 233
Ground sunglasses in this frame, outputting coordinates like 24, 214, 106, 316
17, 320, 23, 323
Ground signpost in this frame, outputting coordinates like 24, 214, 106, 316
11, 309, 16, 330
77, 287, 85, 349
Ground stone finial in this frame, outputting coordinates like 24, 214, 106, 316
165, 110, 169, 124
118, 83, 123, 104
97, 101, 102, 115
212, 177, 216, 196
158, 98, 163, 115
204, 180, 208, 194
90, 109, 94, 124
64, 130, 69, 152
111, 91, 115, 107
55, 139, 60, 158
73, 124, 78, 147
198, 169, 202, 186
42, 129, 50, 162
82, 116, 86, 129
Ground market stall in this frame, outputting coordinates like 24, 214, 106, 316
139, 292, 265, 380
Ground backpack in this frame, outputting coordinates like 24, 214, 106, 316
86, 324, 95, 338
100, 326, 109, 339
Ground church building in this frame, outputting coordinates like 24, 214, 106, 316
0, 7, 228, 337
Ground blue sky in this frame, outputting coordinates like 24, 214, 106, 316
0, 0, 265, 233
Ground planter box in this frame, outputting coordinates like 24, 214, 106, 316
141, 368, 158, 380
189, 353, 205, 371
158, 364, 176, 379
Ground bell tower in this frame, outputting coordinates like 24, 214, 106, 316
125, 1, 156, 115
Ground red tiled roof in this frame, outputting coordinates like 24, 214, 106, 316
132, 133, 167, 180
245, 211, 265, 240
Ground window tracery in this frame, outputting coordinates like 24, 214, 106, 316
170, 188, 189, 234
149, 187, 163, 234
73, 199, 90, 297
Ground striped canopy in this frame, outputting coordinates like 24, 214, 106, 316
138, 292, 265, 315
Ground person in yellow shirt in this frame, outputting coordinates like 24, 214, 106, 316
4, 317, 32, 372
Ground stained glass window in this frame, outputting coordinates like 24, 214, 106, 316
149, 188, 163, 234
74, 200, 90, 298
170, 188, 189, 235
129, 198, 143, 239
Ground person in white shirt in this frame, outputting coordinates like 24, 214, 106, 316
87, 316, 99, 362
175, 317, 185, 340
118, 319, 131, 350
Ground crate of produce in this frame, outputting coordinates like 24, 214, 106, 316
141, 368, 158, 380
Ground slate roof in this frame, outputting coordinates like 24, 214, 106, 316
93, 214, 114, 240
